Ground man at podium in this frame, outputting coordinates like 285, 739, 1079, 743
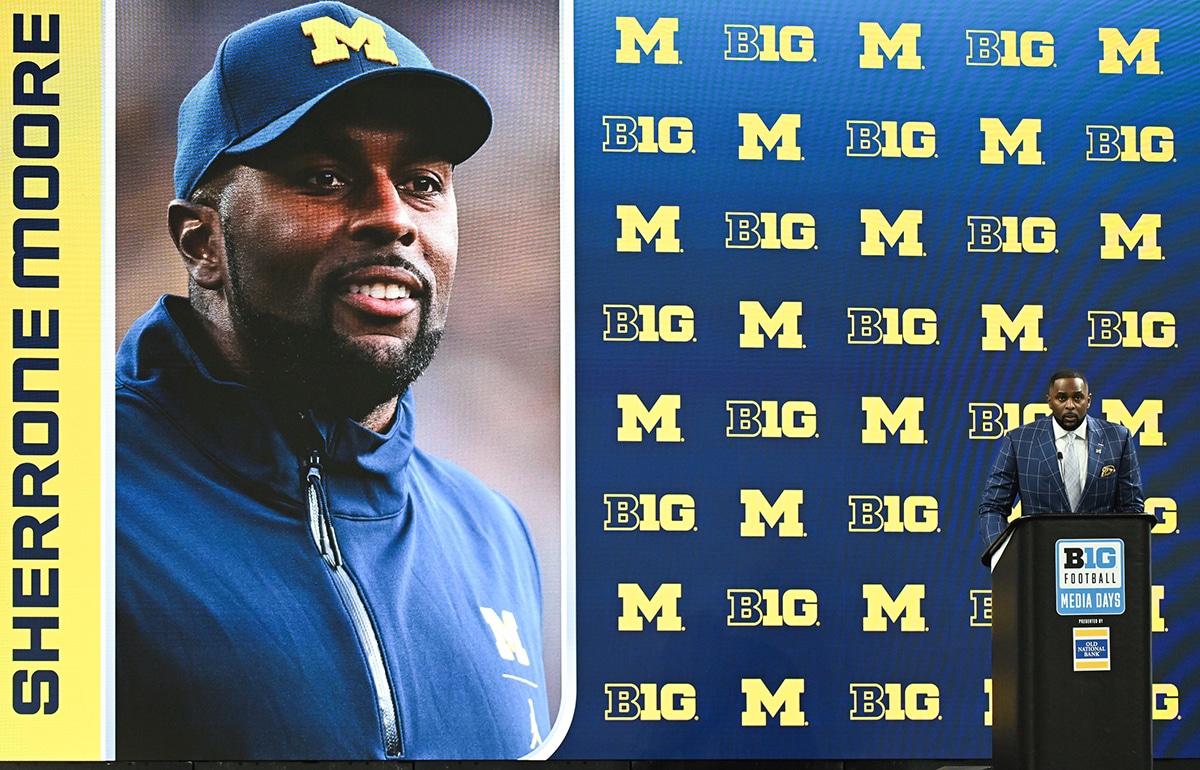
978, 368, 1145, 547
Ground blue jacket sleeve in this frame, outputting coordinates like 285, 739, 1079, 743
978, 432, 1018, 548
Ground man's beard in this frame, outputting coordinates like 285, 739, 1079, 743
224, 248, 443, 422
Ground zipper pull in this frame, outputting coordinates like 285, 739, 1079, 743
304, 450, 343, 569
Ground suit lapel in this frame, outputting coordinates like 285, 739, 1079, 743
1082, 415, 1103, 507
1036, 417, 1071, 511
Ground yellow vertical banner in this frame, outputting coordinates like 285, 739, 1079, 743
1, 1, 106, 759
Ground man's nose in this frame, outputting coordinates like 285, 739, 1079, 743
349, 173, 416, 246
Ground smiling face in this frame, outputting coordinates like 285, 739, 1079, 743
183, 101, 460, 427
1047, 376, 1091, 432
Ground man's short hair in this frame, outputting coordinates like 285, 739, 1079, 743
1048, 368, 1089, 391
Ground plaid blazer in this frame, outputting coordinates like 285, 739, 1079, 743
977, 414, 1144, 547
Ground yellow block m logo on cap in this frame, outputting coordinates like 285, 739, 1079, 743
302, 16, 399, 65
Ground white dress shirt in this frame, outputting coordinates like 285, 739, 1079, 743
1053, 419, 1087, 502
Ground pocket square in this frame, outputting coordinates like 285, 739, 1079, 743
1101, 465, 1116, 477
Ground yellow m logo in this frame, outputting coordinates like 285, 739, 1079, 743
302, 16, 399, 66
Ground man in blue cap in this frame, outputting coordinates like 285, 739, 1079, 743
116, 3, 549, 758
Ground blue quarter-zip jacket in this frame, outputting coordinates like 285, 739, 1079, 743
116, 296, 550, 759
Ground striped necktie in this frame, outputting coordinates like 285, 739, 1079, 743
1062, 432, 1082, 512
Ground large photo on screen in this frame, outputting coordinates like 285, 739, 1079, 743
114, 0, 562, 759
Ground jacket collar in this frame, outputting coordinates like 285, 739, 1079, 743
117, 296, 417, 518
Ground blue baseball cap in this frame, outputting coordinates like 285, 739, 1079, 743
174, 1, 492, 199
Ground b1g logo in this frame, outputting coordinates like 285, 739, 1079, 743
604, 493, 695, 532
727, 588, 818, 627
966, 216, 1056, 253
1087, 310, 1175, 348
847, 307, 937, 346
727, 400, 816, 438
726, 213, 815, 251
724, 24, 814, 62
603, 304, 695, 342
848, 495, 938, 533
604, 683, 696, 720
1086, 125, 1174, 162
965, 30, 1054, 67
1057, 539, 1125, 615
602, 116, 693, 154
850, 683, 940, 720
968, 401, 1051, 439
846, 120, 936, 158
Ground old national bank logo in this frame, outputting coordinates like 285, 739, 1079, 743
1057, 539, 1125, 615
1074, 627, 1112, 671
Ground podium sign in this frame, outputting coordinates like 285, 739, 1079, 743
985, 513, 1156, 770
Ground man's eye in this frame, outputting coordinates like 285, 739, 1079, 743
306, 170, 347, 188
402, 175, 442, 194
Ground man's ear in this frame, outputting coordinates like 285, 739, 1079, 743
168, 199, 226, 290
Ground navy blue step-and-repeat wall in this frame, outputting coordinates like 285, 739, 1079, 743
563, 0, 1199, 759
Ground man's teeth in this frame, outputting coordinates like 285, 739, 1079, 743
349, 283, 410, 300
